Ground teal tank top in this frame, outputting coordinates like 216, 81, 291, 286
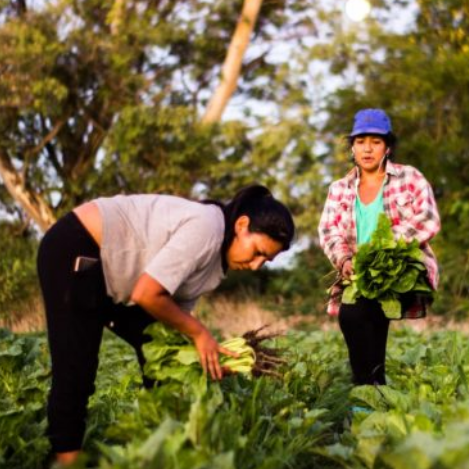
355, 184, 385, 245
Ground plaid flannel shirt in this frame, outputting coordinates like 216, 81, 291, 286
318, 161, 441, 316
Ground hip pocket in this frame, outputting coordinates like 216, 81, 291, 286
70, 260, 104, 312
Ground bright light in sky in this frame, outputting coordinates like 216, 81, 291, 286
345, 0, 371, 22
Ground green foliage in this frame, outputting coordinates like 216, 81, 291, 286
431, 191, 469, 317
2, 0, 469, 320
4, 327, 469, 468
94, 329, 345, 469
143, 323, 288, 392
0, 0, 322, 217
0, 223, 38, 321
0, 329, 50, 469
321, 328, 469, 469
341, 214, 432, 319
264, 244, 333, 316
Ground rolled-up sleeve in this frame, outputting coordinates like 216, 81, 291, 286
318, 183, 354, 271
392, 169, 441, 245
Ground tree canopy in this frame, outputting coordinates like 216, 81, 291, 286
1, 0, 468, 317
0, 0, 320, 230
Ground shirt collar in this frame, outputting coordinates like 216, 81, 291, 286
346, 159, 400, 185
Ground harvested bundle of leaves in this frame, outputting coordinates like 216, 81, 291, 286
338, 213, 433, 319
142, 323, 286, 386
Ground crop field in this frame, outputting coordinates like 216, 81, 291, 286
1, 325, 469, 469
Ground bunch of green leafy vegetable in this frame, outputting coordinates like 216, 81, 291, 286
142, 324, 284, 393
341, 213, 433, 319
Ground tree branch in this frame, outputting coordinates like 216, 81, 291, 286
45, 142, 64, 178
201, 0, 264, 124
74, 123, 107, 178
107, 0, 126, 36
0, 149, 56, 232
26, 119, 65, 159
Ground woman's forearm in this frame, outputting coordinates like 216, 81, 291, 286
133, 293, 205, 339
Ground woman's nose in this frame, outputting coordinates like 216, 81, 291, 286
250, 257, 266, 271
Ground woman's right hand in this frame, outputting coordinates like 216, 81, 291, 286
192, 327, 238, 381
130, 274, 240, 379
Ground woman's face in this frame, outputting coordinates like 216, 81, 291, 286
226, 216, 284, 271
352, 135, 388, 173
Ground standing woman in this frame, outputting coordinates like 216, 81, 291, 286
37, 184, 294, 466
318, 109, 440, 386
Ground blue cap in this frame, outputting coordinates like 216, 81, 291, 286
350, 109, 392, 137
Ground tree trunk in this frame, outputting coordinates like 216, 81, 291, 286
0, 151, 56, 232
108, 0, 127, 36
202, 0, 263, 124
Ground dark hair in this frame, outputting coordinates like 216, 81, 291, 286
346, 132, 398, 160
203, 185, 295, 270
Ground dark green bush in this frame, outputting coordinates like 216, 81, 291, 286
0, 222, 39, 322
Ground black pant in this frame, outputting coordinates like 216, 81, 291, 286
37, 212, 156, 453
338, 297, 390, 385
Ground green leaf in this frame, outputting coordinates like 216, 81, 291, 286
380, 297, 402, 319
175, 348, 200, 366
342, 284, 358, 304
391, 268, 420, 294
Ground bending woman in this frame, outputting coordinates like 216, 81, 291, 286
318, 109, 440, 386
37, 184, 295, 465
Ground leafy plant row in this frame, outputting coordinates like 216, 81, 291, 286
1, 326, 469, 469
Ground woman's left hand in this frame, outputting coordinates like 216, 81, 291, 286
342, 259, 354, 279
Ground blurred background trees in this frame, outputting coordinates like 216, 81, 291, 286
311, 0, 469, 316
0, 0, 468, 322
0, 0, 319, 225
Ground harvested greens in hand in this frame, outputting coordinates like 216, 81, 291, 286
142, 323, 285, 386
339, 213, 433, 319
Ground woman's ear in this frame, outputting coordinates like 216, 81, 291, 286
234, 215, 250, 234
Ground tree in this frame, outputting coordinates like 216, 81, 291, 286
0, 0, 322, 232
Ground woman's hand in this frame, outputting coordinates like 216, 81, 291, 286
341, 259, 354, 279
192, 327, 239, 380
131, 275, 239, 379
